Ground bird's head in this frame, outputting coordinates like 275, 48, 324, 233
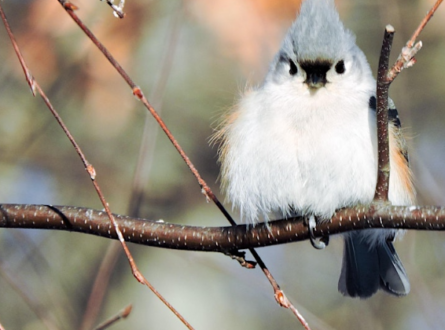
265, 0, 372, 94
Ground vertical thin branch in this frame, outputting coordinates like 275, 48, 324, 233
374, 25, 394, 202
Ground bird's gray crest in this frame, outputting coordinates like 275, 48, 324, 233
281, 0, 356, 62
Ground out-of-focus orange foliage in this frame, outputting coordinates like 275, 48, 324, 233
187, 0, 302, 75
12, 0, 148, 136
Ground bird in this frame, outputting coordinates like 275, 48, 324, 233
214, 0, 415, 298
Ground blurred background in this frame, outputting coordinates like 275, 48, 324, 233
0, 0, 444, 329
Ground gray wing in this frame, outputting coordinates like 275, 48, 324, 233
369, 96, 408, 162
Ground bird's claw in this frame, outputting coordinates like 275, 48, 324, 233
306, 215, 329, 250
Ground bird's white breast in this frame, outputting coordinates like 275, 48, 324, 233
221, 83, 378, 221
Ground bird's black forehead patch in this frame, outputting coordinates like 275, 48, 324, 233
299, 59, 333, 73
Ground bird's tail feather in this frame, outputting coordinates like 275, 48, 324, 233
338, 232, 410, 298
378, 239, 410, 295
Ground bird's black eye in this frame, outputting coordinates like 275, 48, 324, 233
289, 59, 298, 75
335, 60, 345, 74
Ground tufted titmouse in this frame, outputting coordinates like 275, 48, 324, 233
215, 0, 415, 298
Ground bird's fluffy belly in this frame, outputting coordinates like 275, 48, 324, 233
223, 100, 377, 221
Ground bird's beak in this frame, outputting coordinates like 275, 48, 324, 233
300, 60, 331, 89
305, 72, 327, 89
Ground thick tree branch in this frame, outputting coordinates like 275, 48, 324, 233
1, 204, 444, 252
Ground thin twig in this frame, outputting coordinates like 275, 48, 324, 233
374, 25, 394, 202
103, 0, 126, 19
94, 304, 132, 330
1, 4, 194, 330
275, 289, 311, 330
249, 249, 311, 328
386, 0, 443, 83
407, 0, 443, 48
0, 5, 35, 95
55, 1, 308, 327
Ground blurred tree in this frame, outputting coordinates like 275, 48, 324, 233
0, 0, 445, 329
